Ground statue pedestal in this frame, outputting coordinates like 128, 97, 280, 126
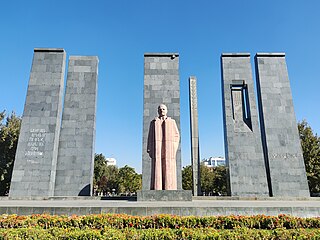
137, 190, 192, 201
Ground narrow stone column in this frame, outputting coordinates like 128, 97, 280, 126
189, 76, 201, 196
9, 48, 66, 197
54, 56, 99, 196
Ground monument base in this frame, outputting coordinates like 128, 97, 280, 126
1, 197, 320, 217
137, 190, 192, 201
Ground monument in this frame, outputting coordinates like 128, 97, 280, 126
147, 104, 180, 190
9, 49, 98, 197
221, 52, 309, 197
221, 53, 269, 196
189, 76, 201, 196
139, 53, 191, 201
54, 56, 99, 196
142, 53, 182, 190
9, 48, 66, 197
255, 53, 309, 197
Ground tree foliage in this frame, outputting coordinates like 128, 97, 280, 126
182, 164, 227, 195
0, 111, 21, 196
118, 165, 142, 194
181, 165, 192, 190
298, 120, 320, 194
93, 154, 141, 195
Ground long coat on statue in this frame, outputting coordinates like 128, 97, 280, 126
147, 116, 180, 190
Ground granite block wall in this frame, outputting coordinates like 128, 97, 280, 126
142, 53, 181, 190
54, 56, 99, 196
9, 48, 66, 197
221, 53, 269, 196
255, 53, 309, 197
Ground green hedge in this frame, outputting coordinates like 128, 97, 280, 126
1, 214, 320, 230
1, 214, 320, 239
0, 227, 320, 239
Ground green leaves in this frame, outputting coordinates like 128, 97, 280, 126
1, 213, 320, 230
298, 120, 320, 194
181, 165, 192, 190
94, 154, 141, 195
0, 111, 21, 196
118, 165, 141, 194
182, 164, 227, 195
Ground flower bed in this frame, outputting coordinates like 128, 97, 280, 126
1, 214, 320, 230
1, 227, 320, 239
0, 214, 320, 239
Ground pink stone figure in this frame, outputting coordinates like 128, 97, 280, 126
147, 104, 180, 190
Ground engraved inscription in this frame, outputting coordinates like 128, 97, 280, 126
25, 128, 46, 157
271, 153, 299, 159
190, 79, 198, 110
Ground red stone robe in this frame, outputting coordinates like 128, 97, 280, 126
147, 117, 180, 190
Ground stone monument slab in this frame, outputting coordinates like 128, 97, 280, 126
9, 48, 66, 197
255, 53, 309, 197
221, 53, 269, 196
142, 53, 181, 190
54, 56, 99, 196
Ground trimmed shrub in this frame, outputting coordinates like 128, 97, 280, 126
0, 227, 320, 240
1, 214, 320, 230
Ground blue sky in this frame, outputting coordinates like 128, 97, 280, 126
1, 1, 319, 173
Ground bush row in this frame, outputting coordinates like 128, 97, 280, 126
1, 214, 320, 230
1, 227, 320, 240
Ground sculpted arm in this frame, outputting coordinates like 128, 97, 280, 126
173, 120, 180, 154
147, 121, 154, 158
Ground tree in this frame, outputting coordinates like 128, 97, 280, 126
94, 153, 119, 194
94, 154, 142, 195
182, 165, 192, 190
298, 120, 320, 194
94, 153, 107, 185
118, 165, 141, 194
200, 164, 215, 194
103, 165, 119, 193
0, 111, 21, 196
212, 166, 227, 195
182, 164, 227, 196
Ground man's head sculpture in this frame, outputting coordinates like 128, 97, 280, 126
158, 104, 168, 118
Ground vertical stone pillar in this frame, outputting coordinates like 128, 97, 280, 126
255, 53, 309, 197
142, 53, 181, 190
189, 76, 201, 196
9, 48, 66, 197
221, 53, 269, 196
54, 56, 99, 196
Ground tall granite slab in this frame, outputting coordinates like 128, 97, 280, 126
54, 56, 99, 196
221, 53, 269, 196
189, 76, 201, 196
255, 53, 309, 197
9, 48, 66, 197
142, 53, 181, 190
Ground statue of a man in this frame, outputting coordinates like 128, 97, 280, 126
147, 104, 180, 190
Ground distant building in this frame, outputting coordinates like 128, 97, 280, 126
202, 157, 225, 167
105, 157, 117, 166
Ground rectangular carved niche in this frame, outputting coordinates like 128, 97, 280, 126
230, 80, 252, 132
